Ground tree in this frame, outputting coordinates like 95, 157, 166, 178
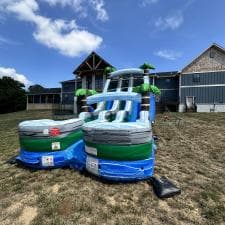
0, 76, 26, 113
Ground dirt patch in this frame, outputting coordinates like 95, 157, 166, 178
49, 184, 60, 194
106, 196, 116, 206
18, 206, 38, 225
7, 202, 23, 214
57, 198, 73, 217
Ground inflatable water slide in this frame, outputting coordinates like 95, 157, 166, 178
17, 68, 158, 182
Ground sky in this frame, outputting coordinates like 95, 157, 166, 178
0, 0, 225, 88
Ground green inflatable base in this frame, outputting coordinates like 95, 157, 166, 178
85, 141, 152, 161
19, 130, 83, 152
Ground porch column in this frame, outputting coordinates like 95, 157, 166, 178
75, 80, 77, 90
82, 76, 86, 89
74, 96, 78, 115
103, 74, 106, 89
92, 73, 95, 90
26, 95, 28, 110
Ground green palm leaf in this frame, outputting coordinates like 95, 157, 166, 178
140, 83, 151, 93
75, 89, 88, 96
75, 89, 98, 96
104, 66, 116, 74
139, 62, 155, 70
132, 86, 141, 93
150, 85, 161, 95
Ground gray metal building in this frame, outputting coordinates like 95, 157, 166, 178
179, 43, 225, 112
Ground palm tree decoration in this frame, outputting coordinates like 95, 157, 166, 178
133, 84, 160, 111
75, 89, 98, 97
133, 84, 160, 95
75, 89, 98, 112
104, 66, 116, 75
139, 62, 155, 74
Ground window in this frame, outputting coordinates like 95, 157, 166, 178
108, 79, 118, 92
210, 50, 215, 58
95, 75, 103, 90
86, 77, 92, 89
76, 81, 82, 89
133, 78, 143, 86
165, 78, 170, 83
193, 74, 200, 83
122, 79, 129, 91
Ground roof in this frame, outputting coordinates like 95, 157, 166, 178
60, 79, 75, 83
27, 88, 61, 95
181, 43, 225, 73
151, 71, 179, 77
73, 51, 113, 75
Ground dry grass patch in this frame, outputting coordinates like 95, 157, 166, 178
0, 110, 225, 225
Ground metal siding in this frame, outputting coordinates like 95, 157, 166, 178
155, 77, 179, 89
160, 90, 178, 103
181, 71, 225, 86
181, 86, 225, 103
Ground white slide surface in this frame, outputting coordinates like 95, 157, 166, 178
113, 77, 134, 122
97, 78, 123, 121
79, 79, 110, 120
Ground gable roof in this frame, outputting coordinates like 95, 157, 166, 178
181, 43, 225, 73
73, 51, 113, 76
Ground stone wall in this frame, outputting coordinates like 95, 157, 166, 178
182, 46, 225, 73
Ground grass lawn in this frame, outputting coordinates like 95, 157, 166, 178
0, 110, 225, 225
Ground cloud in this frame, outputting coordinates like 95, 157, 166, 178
0, 36, 11, 45
41, 0, 108, 22
89, 0, 108, 22
140, 0, 159, 7
155, 11, 183, 30
0, 0, 103, 57
0, 35, 21, 46
41, 0, 88, 18
0, 66, 33, 88
154, 50, 182, 60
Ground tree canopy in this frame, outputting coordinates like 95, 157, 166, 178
0, 76, 26, 113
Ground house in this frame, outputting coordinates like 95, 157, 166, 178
26, 43, 225, 113
61, 51, 113, 114
179, 43, 225, 112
